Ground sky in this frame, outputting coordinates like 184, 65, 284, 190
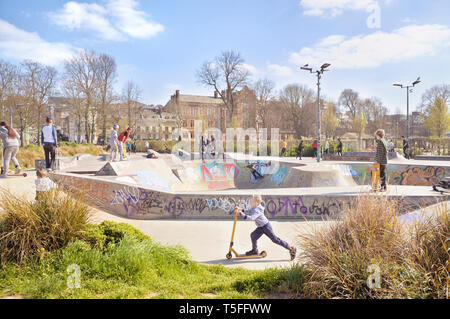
1, 0, 450, 113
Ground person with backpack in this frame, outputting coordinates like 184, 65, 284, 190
0, 121, 21, 177
41, 117, 58, 171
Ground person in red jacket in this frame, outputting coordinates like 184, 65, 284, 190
118, 127, 131, 161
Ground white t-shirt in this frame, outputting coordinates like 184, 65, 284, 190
35, 177, 58, 192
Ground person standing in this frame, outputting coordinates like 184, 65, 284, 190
312, 139, 318, 158
375, 129, 388, 192
117, 127, 131, 161
280, 140, 288, 157
337, 138, 343, 157
0, 122, 21, 178
145, 140, 149, 153
324, 139, 330, 155
41, 117, 58, 171
402, 136, 410, 159
388, 140, 395, 153
296, 139, 304, 160
208, 135, 216, 158
109, 124, 120, 162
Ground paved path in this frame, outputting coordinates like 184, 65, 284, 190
0, 171, 329, 270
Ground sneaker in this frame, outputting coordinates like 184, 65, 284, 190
289, 246, 297, 261
15, 167, 21, 175
245, 249, 258, 256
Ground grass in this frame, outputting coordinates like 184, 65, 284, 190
0, 143, 104, 170
0, 190, 308, 299
0, 233, 309, 299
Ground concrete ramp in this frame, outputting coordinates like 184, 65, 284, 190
96, 159, 183, 192
286, 166, 357, 187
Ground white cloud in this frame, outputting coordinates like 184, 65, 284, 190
267, 64, 293, 77
300, 0, 389, 17
0, 19, 78, 66
240, 63, 260, 75
289, 24, 450, 69
50, 0, 164, 41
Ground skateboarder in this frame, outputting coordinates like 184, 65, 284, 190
375, 129, 388, 192
0, 121, 21, 178
239, 195, 297, 260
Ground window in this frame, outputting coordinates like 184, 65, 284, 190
190, 120, 195, 128
190, 107, 195, 116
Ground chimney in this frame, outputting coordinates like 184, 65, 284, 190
214, 91, 218, 98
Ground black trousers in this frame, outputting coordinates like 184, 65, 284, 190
43, 143, 56, 169
380, 164, 387, 189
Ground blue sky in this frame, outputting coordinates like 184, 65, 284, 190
1, 0, 450, 113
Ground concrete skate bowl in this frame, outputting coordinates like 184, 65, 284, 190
50, 153, 448, 221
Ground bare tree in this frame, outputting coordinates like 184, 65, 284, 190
279, 84, 315, 138
22, 61, 57, 145
253, 78, 275, 129
122, 80, 142, 131
363, 97, 388, 134
61, 77, 85, 143
5, 69, 34, 146
0, 60, 17, 123
64, 51, 100, 143
339, 89, 360, 118
197, 51, 250, 121
418, 84, 450, 115
97, 54, 117, 143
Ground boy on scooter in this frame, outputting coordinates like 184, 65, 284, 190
238, 195, 297, 260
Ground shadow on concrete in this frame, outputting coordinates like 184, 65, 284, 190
201, 258, 289, 266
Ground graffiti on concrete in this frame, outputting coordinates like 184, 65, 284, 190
270, 164, 288, 186
246, 161, 272, 184
167, 197, 209, 217
136, 170, 171, 191
206, 197, 251, 214
391, 166, 445, 186
197, 161, 242, 182
264, 196, 344, 217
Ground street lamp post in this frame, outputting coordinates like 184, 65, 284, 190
301, 63, 331, 163
393, 77, 421, 145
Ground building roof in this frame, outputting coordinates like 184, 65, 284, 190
178, 94, 224, 105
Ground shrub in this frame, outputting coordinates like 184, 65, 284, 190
82, 221, 151, 249
0, 189, 92, 264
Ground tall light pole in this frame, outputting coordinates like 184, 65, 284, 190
393, 77, 421, 144
301, 63, 331, 163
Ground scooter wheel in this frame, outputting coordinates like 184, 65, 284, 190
226, 253, 232, 260
260, 251, 267, 257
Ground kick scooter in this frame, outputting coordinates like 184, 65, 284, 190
226, 207, 267, 260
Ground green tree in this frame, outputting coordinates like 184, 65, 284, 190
322, 102, 339, 138
424, 97, 450, 154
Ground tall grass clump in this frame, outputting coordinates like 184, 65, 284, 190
299, 195, 410, 298
299, 196, 450, 299
409, 202, 449, 299
0, 189, 92, 264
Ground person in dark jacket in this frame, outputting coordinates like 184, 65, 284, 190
375, 129, 388, 191
402, 136, 410, 159
296, 139, 304, 160
337, 138, 343, 156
